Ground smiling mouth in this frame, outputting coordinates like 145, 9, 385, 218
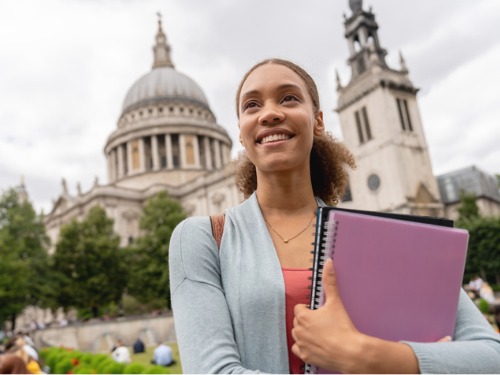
258, 133, 293, 145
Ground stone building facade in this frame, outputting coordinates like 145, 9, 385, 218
43, 3, 499, 252
437, 165, 500, 221
17, 1, 500, 332
44, 18, 242, 249
335, 3, 444, 216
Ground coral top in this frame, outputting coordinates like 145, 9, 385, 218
282, 267, 311, 374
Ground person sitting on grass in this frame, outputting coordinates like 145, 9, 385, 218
151, 342, 174, 367
111, 339, 131, 364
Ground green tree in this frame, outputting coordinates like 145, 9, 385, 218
126, 191, 186, 309
454, 192, 500, 284
456, 192, 480, 227
462, 216, 500, 285
0, 188, 50, 329
52, 206, 126, 317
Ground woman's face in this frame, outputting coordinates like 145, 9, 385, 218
238, 63, 324, 174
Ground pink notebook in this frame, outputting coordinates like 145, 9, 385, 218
307, 210, 469, 373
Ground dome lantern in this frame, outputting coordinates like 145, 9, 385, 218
152, 12, 174, 69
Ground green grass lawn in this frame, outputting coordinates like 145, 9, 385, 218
131, 343, 182, 374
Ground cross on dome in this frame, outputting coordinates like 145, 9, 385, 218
152, 11, 174, 69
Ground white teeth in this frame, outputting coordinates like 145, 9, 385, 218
261, 134, 290, 144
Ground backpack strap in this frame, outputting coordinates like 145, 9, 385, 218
209, 214, 225, 252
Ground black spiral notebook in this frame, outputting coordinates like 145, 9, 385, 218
305, 207, 466, 374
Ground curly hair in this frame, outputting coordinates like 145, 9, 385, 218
235, 58, 356, 205
236, 131, 355, 205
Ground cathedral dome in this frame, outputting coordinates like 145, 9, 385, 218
122, 67, 209, 113
106, 16, 233, 192
121, 16, 210, 114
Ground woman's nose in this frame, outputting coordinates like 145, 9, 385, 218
258, 103, 285, 125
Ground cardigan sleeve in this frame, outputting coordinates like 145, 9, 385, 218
404, 289, 500, 373
169, 217, 262, 374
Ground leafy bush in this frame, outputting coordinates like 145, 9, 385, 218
41, 348, 58, 369
101, 361, 126, 374
90, 353, 110, 367
53, 357, 73, 374
79, 353, 94, 365
124, 363, 146, 374
37, 347, 179, 374
45, 349, 73, 372
96, 358, 116, 373
73, 364, 96, 374
478, 298, 490, 314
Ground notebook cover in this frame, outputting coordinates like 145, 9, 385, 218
307, 210, 468, 374
325, 206, 454, 227
309, 207, 454, 313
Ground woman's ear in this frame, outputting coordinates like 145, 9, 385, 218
314, 111, 325, 136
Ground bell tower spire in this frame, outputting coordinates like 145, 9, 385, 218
344, 1, 389, 79
152, 12, 174, 69
336, 1, 443, 216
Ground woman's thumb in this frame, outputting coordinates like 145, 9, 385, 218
322, 258, 340, 303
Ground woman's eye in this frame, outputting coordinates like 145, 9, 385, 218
282, 95, 298, 103
243, 101, 258, 111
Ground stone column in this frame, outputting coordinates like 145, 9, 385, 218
193, 136, 201, 168
126, 141, 133, 175
204, 137, 213, 170
359, 29, 367, 45
348, 36, 355, 54
109, 151, 118, 182
152, 135, 160, 170
166, 134, 173, 170
179, 135, 186, 169
117, 144, 124, 177
107, 151, 113, 182
139, 138, 146, 172
214, 140, 222, 169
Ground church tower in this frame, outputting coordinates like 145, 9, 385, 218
337, 0, 443, 216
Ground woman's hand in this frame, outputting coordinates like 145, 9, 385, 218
292, 259, 420, 374
291, 258, 365, 373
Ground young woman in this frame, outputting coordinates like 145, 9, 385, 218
169, 58, 500, 373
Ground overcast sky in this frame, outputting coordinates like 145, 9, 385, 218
1, 0, 499, 213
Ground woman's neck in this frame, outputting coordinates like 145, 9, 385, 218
255, 171, 317, 215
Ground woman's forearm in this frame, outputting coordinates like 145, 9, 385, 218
349, 335, 419, 374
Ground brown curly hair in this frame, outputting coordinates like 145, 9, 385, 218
235, 58, 356, 205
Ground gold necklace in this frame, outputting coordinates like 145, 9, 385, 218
264, 215, 316, 244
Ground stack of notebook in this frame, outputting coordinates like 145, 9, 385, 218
306, 207, 469, 374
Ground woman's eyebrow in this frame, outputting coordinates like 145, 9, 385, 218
276, 83, 302, 92
240, 83, 303, 100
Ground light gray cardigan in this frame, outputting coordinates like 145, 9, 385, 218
169, 193, 500, 374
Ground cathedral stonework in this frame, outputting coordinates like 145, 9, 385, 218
44, 5, 500, 252
44, 17, 242, 250
335, 3, 444, 216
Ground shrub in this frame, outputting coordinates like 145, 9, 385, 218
478, 298, 490, 314
79, 353, 94, 365
124, 363, 146, 374
41, 349, 57, 369
90, 353, 110, 367
53, 357, 73, 374
96, 358, 116, 373
73, 364, 96, 374
47, 350, 73, 372
101, 361, 126, 374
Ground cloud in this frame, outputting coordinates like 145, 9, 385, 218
0, 0, 499, 213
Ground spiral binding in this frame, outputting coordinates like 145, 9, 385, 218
304, 216, 339, 374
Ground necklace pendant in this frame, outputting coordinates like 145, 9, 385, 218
284, 239, 289, 243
